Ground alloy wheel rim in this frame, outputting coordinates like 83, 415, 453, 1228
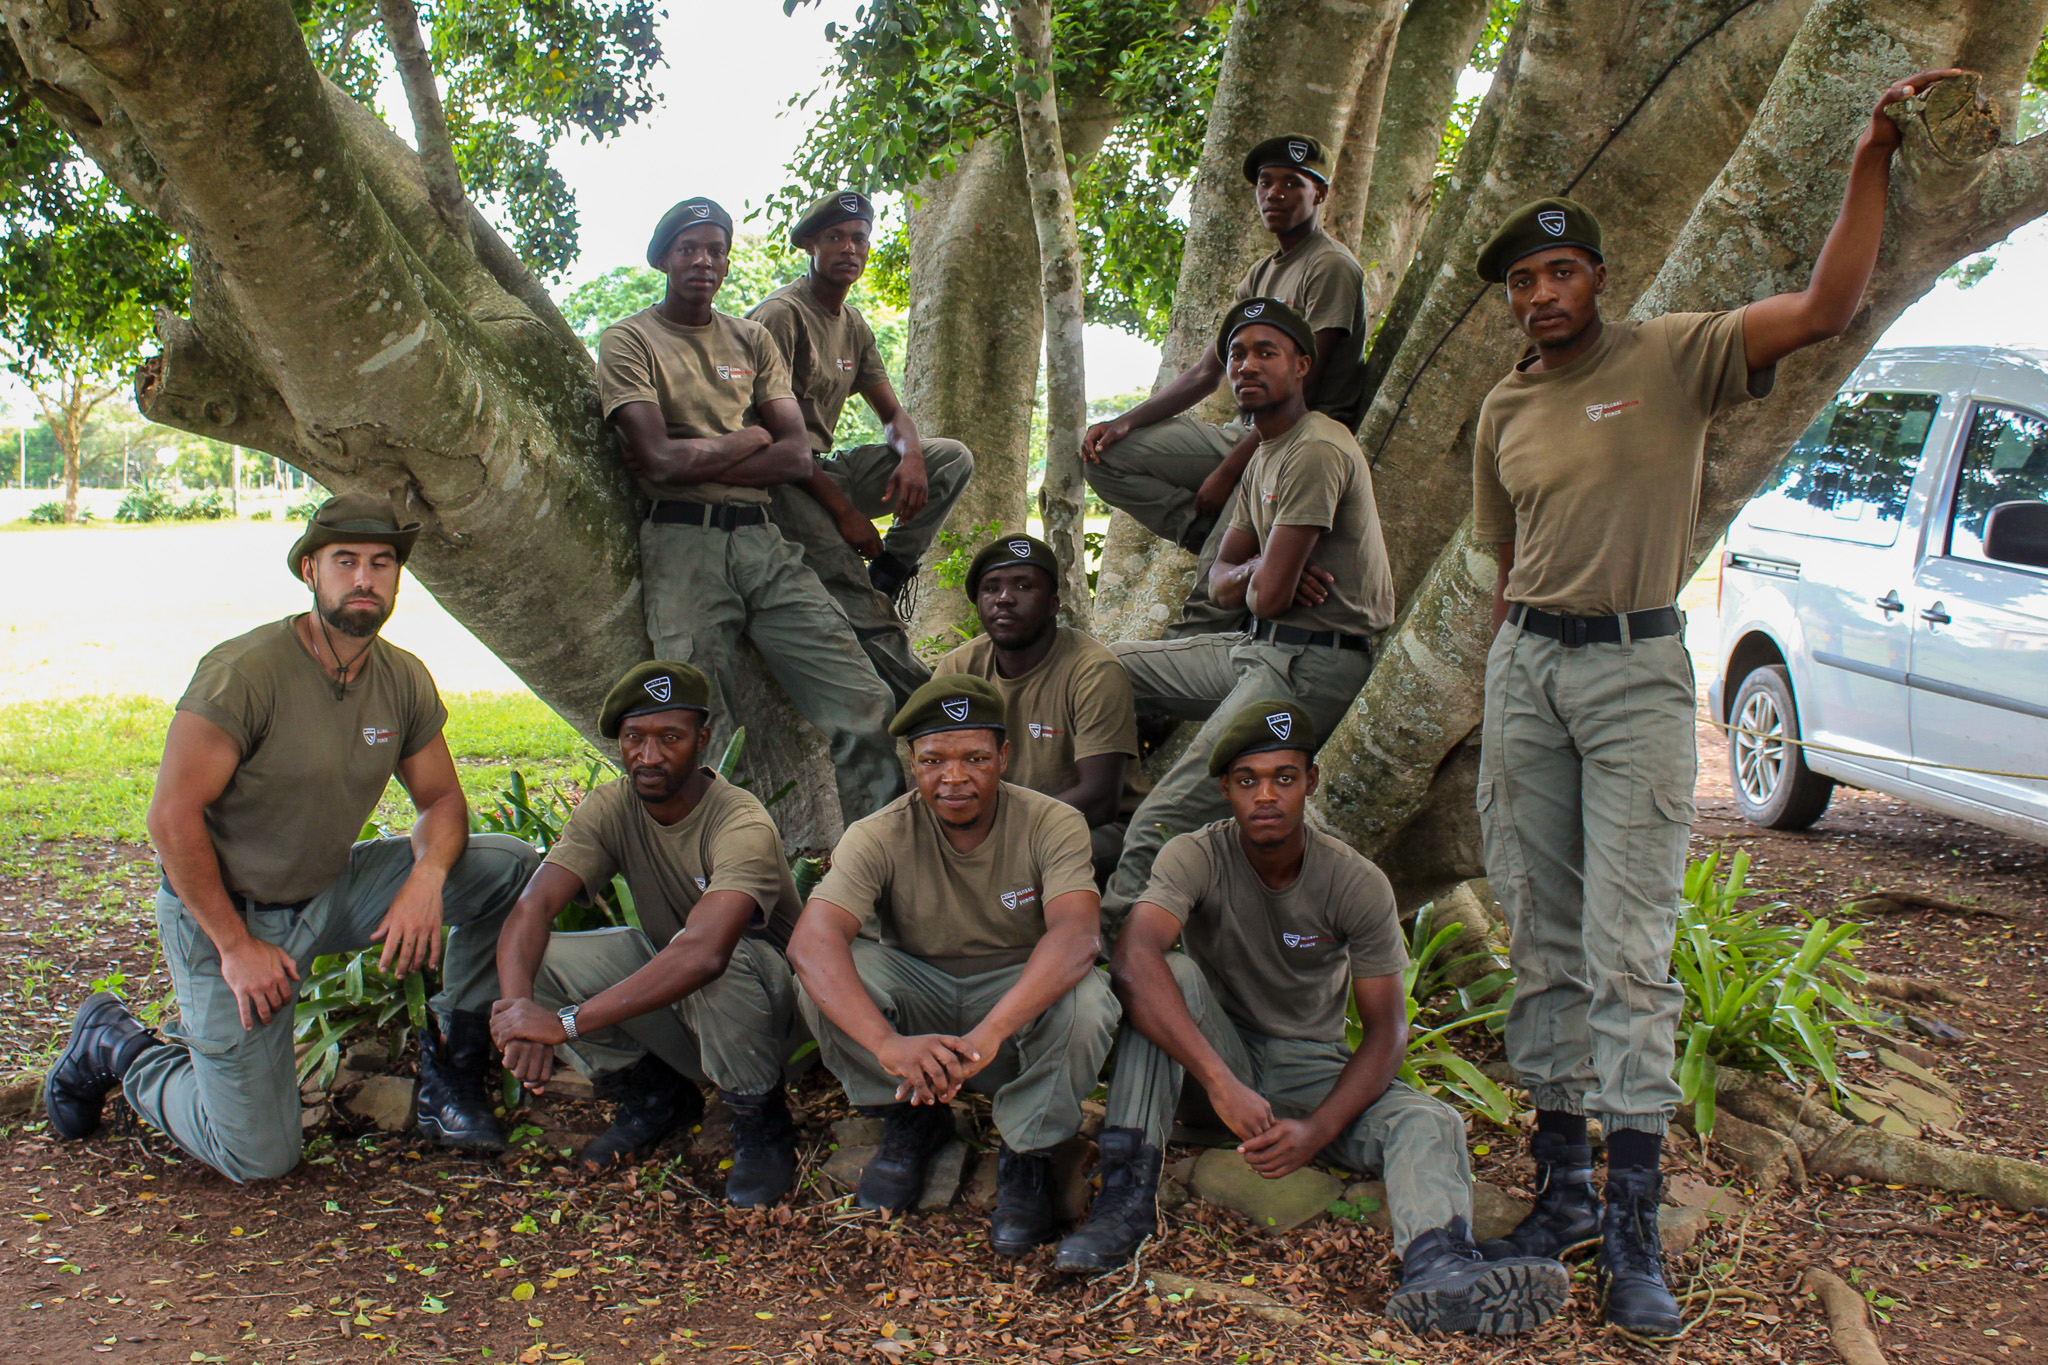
1733, 688, 1787, 806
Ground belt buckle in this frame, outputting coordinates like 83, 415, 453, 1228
1561, 615, 1590, 648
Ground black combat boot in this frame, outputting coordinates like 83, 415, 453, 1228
721, 1088, 798, 1207
1478, 1131, 1602, 1260
1598, 1167, 1682, 1335
855, 1103, 954, 1213
1384, 1217, 1570, 1336
414, 1010, 509, 1150
1054, 1127, 1161, 1273
579, 1055, 705, 1172
867, 552, 919, 621
990, 1144, 1059, 1255
44, 992, 161, 1140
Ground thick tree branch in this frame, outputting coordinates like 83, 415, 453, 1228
376, 0, 471, 250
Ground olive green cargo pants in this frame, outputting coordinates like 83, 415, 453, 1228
1082, 416, 1246, 640
640, 517, 903, 824
1103, 952, 1473, 1253
797, 938, 1121, 1153
1102, 632, 1372, 931
528, 926, 798, 1096
1479, 621, 1695, 1135
767, 437, 976, 707
122, 834, 539, 1183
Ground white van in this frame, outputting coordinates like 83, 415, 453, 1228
1710, 346, 2048, 842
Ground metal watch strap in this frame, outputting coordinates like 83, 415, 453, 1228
557, 1005, 579, 1040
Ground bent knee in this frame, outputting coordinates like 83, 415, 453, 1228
219, 1140, 302, 1184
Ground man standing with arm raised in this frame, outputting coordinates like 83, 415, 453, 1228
1469, 70, 1962, 1336
42, 495, 539, 1180
601, 196, 901, 825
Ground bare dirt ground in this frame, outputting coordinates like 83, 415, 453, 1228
2, 715, 2045, 1364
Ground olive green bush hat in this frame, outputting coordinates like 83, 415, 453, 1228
890, 675, 1007, 741
1475, 196, 1604, 284
1207, 699, 1317, 777
285, 492, 420, 582
600, 661, 712, 739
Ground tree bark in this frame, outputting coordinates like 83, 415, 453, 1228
1007, 0, 1091, 619
29, 374, 115, 524
375, 0, 470, 249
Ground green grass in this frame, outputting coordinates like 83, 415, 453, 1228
0, 691, 594, 856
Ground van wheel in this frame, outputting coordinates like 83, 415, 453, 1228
1727, 665, 1834, 830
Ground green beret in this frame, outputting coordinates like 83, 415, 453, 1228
647, 197, 733, 268
1215, 296, 1317, 366
791, 189, 875, 248
600, 661, 712, 740
286, 492, 420, 582
964, 533, 1060, 601
1207, 699, 1317, 777
1242, 133, 1332, 185
889, 674, 1006, 742
1475, 196, 1604, 284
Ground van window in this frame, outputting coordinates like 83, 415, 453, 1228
1947, 403, 2048, 565
1747, 390, 1940, 547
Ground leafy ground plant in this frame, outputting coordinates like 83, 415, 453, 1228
1347, 902, 1518, 1124
1674, 847, 1869, 1137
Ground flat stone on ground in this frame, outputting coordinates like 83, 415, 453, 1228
962, 1151, 1000, 1210
916, 1141, 970, 1211
1051, 1136, 1098, 1224
346, 1075, 416, 1132
1664, 1173, 1749, 1217
1662, 1204, 1710, 1255
1190, 1148, 1340, 1233
546, 1069, 596, 1102
1147, 1273, 1307, 1326
833, 1116, 887, 1148
1472, 1181, 1533, 1242
822, 1144, 876, 1193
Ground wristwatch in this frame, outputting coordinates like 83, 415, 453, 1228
557, 1005, 580, 1041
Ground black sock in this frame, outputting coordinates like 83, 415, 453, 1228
1534, 1109, 1588, 1148
1607, 1128, 1663, 1171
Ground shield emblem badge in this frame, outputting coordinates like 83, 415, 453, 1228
1244, 301, 1265, 319
1266, 713, 1291, 740
942, 697, 971, 723
1585, 404, 1606, 423
362, 728, 378, 746
645, 676, 672, 703
1001, 891, 1019, 910
1283, 933, 1303, 947
1009, 539, 1032, 558
690, 203, 711, 219
1286, 140, 1308, 163
1537, 210, 1567, 237
839, 193, 861, 214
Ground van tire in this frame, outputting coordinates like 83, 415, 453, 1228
1727, 665, 1834, 830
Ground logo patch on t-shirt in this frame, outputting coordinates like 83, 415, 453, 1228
941, 697, 971, 722
836, 358, 855, 372
715, 365, 755, 381
1281, 932, 1332, 949
1025, 722, 1066, 740
362, 727, 396, 746
1584, 400, 1640, 423
1537, 210, 1567, 237
999, 887, 1039, 911
694, 876, 707, 890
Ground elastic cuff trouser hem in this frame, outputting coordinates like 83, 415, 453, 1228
1525, 1085, 1587, 1116
1592, 1111, 1671, 1137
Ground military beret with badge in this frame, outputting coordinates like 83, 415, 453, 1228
889, 674, 1007, 742
600, 661, 713, 739
1207, 699, 1318, 777
646, 196, 734, 268
791, 189, 875, 247
964, 532, 1062, 600
1474, 196, 1604, 284
1214, 296, 1318, 365
1242, 133, 1333, 185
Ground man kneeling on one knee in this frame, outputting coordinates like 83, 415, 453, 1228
1055, 701, 1568, 1336
490, 663, 802, 1206
787, 675, 1120, 1254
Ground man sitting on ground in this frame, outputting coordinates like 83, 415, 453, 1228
748, 189, 976, 704
1056, 702, 1568, 1336
43, 495, 538, 1180
936, 534, 1144, 881
787, 676, 1119, 1254
489, 662, 802, 1206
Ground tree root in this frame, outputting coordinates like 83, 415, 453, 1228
1854, 971, 1982, 1009
1848, 890, 2017, 923
1717, 1073, 2048, 1213
1805, 1270, 1888, 1365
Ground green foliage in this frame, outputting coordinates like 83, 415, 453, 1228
1351, 902, 1519, 1124
26, 501, 63, 525
1672, 848, 1869, 1138
914, 517, 1004, 656
114, 488, 177, 524
293, 945, 430, 1086
560, 266, 665, 348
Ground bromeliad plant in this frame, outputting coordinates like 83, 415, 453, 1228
1349, 902, 1519, 1125
1673, 847, 1869, 1137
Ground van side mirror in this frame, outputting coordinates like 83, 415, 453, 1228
1983, 500, 2048, 569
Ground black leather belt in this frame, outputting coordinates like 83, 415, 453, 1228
1249, 619, 1373, 652
158, 875, 311, 914
1509, 603, 1683, 647
651, 499, 767, 530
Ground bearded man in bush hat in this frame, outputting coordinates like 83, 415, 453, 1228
43, 493, 539, 1181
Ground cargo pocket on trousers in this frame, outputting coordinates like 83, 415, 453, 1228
1651, 783, 1697, 828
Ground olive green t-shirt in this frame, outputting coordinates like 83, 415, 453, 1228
1472, 309, 1775, 615
934, 628, 1145, 817
543, 772, 801, 950
1140, 819, 1406, 1041
174, 617, 446, 906
1236, 228, 1368, 428
1226, 411, 1396, 634
812, 783, 1098, 975
595, 306, 795, 505
747, 281, 890, 454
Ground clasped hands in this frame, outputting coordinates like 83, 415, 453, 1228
876, 1027, 1000, 1105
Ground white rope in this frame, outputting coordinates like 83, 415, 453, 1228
1711, 717, 2048, 783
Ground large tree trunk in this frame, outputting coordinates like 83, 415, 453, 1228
32, 376, 108, 525
1314, 4, 2048, 893
1007, 0, 1091, 618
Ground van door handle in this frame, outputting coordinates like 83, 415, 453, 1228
1874, 591, 1903, 614
1920, 601, 1951, 625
